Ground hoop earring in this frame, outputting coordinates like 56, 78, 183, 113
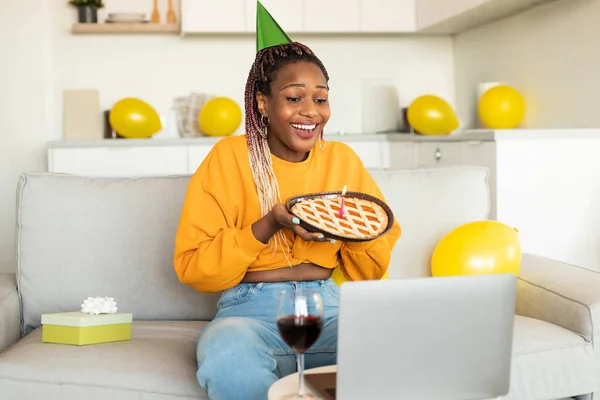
260, 115, 269, 139
319, 131, 326, 151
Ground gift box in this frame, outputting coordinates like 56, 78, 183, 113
41, 311, 133, 346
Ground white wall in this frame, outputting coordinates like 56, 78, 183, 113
0, 0, 455, 273
495, 137, 600, 272
453, 0, 600, 271
454, 0, 600, 129
49, 1, 455, 139
0, 0, 51, 273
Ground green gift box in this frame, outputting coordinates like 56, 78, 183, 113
41, 311, 133, 346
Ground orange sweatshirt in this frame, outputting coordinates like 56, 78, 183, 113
174, 135, 401, 293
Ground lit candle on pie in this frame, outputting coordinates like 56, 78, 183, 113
339, 185, 347, 217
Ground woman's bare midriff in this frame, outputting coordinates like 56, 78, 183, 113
241, 263, 332, 283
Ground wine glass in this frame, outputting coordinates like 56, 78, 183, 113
277, 289, 325, 399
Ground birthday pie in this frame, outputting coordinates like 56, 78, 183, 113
288, 193, 390, 240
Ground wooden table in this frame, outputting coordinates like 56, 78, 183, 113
268, 365, 335, 400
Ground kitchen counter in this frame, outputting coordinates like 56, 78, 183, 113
47, 129, 600, 148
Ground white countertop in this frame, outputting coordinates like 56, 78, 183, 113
47, 129, 600, 148
468, 128, 600, 140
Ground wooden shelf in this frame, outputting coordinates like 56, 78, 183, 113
71, 23, 181, 35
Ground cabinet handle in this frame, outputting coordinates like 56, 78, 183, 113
435, 148, 442, 161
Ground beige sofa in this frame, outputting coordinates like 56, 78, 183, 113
0, 166, 599, 400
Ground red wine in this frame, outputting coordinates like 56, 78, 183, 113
277, 315, 323, 353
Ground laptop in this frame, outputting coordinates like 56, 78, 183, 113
306, 274, 516, 400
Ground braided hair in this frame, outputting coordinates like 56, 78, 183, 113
244, 42, 329, 219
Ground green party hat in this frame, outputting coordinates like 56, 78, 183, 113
256, 1, 292, 52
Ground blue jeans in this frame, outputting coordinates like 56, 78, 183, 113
196, 279, 339, 400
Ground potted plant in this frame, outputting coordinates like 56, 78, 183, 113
69, 0, 105, 24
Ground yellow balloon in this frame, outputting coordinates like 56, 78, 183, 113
407, 95, 459, 135
199, 97, 242, 137
478, 85, 525, 129
331, 267, 389, 285
431, 221, 521, 277
109, 98, 162, 139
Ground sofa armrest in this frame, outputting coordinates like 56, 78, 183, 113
516, 253, 600, 342
0, 273, 20, 352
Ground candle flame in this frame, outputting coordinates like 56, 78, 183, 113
341, 185, 347, 196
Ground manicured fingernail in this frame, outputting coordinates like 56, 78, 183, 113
292, 217, 300, 225
329, 239, 337, 244
318, 234, 325, 239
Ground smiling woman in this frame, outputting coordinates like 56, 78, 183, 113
173, 2, 401, 399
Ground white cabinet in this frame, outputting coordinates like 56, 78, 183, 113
414, 140, 497, 218
388, 141, 417, 169
179, 0, 568, 35
245, 0, 304, 33
181, 0, 246, 33
46, 136, 496, 177
417, 142, 464, 167
344, 140, 389, 169
48, 146, 188, 177
361, 0, 416, 32
187, 145, 214, 173
47, 137, 398, 178
303, 0, 361, 33
416, 141, 495, 169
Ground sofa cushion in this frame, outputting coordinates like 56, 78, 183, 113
0, 321, 208, 400
16, 173, 219, 334
507, 316, 597, 399
367, 166, 489, 279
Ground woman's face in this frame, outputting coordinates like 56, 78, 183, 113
256, 61, 330, 162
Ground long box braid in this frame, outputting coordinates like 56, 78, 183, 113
243, 42, 329, 252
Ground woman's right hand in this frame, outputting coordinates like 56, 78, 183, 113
268, 204, 330, 242
252, 203, 333, 244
